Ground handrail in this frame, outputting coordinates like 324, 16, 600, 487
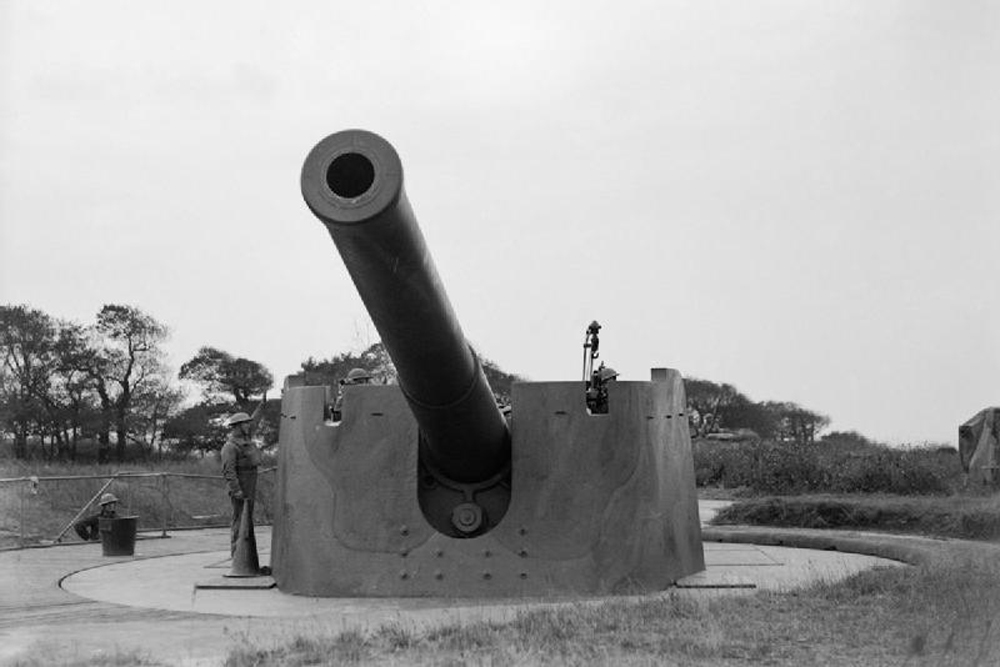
0, 467, 277, 484
53, 477, 118, 543
0, 467, 278, 550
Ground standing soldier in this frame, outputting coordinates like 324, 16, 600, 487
221, 397, 266, 556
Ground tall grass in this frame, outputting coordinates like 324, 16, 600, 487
7, 647, 165, 667
693, 439, 964, 495
222, 544, 1000, 666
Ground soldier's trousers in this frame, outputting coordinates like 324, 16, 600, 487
230, 497, 256, 556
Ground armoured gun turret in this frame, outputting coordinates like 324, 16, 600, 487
272, 130, 704, 597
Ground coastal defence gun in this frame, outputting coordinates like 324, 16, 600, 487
271, 129, 704, 596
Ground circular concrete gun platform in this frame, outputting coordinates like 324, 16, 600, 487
59, 503, 905, 618
60, 538, 904, 617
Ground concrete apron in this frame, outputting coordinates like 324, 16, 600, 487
58, 523, 906, 619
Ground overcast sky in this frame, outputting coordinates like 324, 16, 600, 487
1, 1, 997, 445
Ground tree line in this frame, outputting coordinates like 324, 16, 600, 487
1, 303, 831, 462
0, 303, 279, 462
1, 304, 177, 462
685, 378, 830, 444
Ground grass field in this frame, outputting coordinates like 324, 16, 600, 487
215, 540, 999, 666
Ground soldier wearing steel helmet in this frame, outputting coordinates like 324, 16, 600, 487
331, 367, 374, 421
73, 493, 119, 541
586, 363, 619, 414
221, 396, 266, 556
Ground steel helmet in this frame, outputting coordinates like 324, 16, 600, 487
225, 412, 253, 428
99, 493, 119, 506
597, 366, 619, 382
345, 368, 373, 383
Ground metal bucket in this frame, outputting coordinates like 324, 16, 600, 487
99, 516, 138, 556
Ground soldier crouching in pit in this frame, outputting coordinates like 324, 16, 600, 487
74, 493, 118, 541
221, 397, 265, 557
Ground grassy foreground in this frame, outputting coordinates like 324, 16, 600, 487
220, 542, 1000, 666
7, 648, 163, 667
218, 493, 1000, 666
8, 535, 997, 667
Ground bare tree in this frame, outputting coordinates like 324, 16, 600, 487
782, 404, 831, 445
129, 378, 185, 458
180, 346, 273, 410
684, 378, 743, 437
0, 306, 57, 457
90, 304, 170, 463
41, 322, 103, 460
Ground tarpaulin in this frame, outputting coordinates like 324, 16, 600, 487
959, 407, 1000, 485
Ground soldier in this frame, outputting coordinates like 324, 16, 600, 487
331, 367, 373, 421
74, 493, 118, 541
586, 363, 619, 414
221, 397, 265, 556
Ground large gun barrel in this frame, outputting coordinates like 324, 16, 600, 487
300, 129, 510, 485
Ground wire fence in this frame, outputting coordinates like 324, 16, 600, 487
0, 468, 276, 550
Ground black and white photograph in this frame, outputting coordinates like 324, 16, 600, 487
1, 2, 998, 665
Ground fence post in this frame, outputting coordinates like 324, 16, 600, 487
160, 473, 169, 538
19, 480, 25, 549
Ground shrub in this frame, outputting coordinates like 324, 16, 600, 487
693, 439, 963, 496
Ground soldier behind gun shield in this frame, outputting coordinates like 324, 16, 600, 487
582, 320, 618, 414
586, 363, 619, 414
330, 367, 374, 421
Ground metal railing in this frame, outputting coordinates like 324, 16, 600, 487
0, 468, 276, 550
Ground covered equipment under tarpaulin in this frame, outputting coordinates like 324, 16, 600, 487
959, 407, 1000, 485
